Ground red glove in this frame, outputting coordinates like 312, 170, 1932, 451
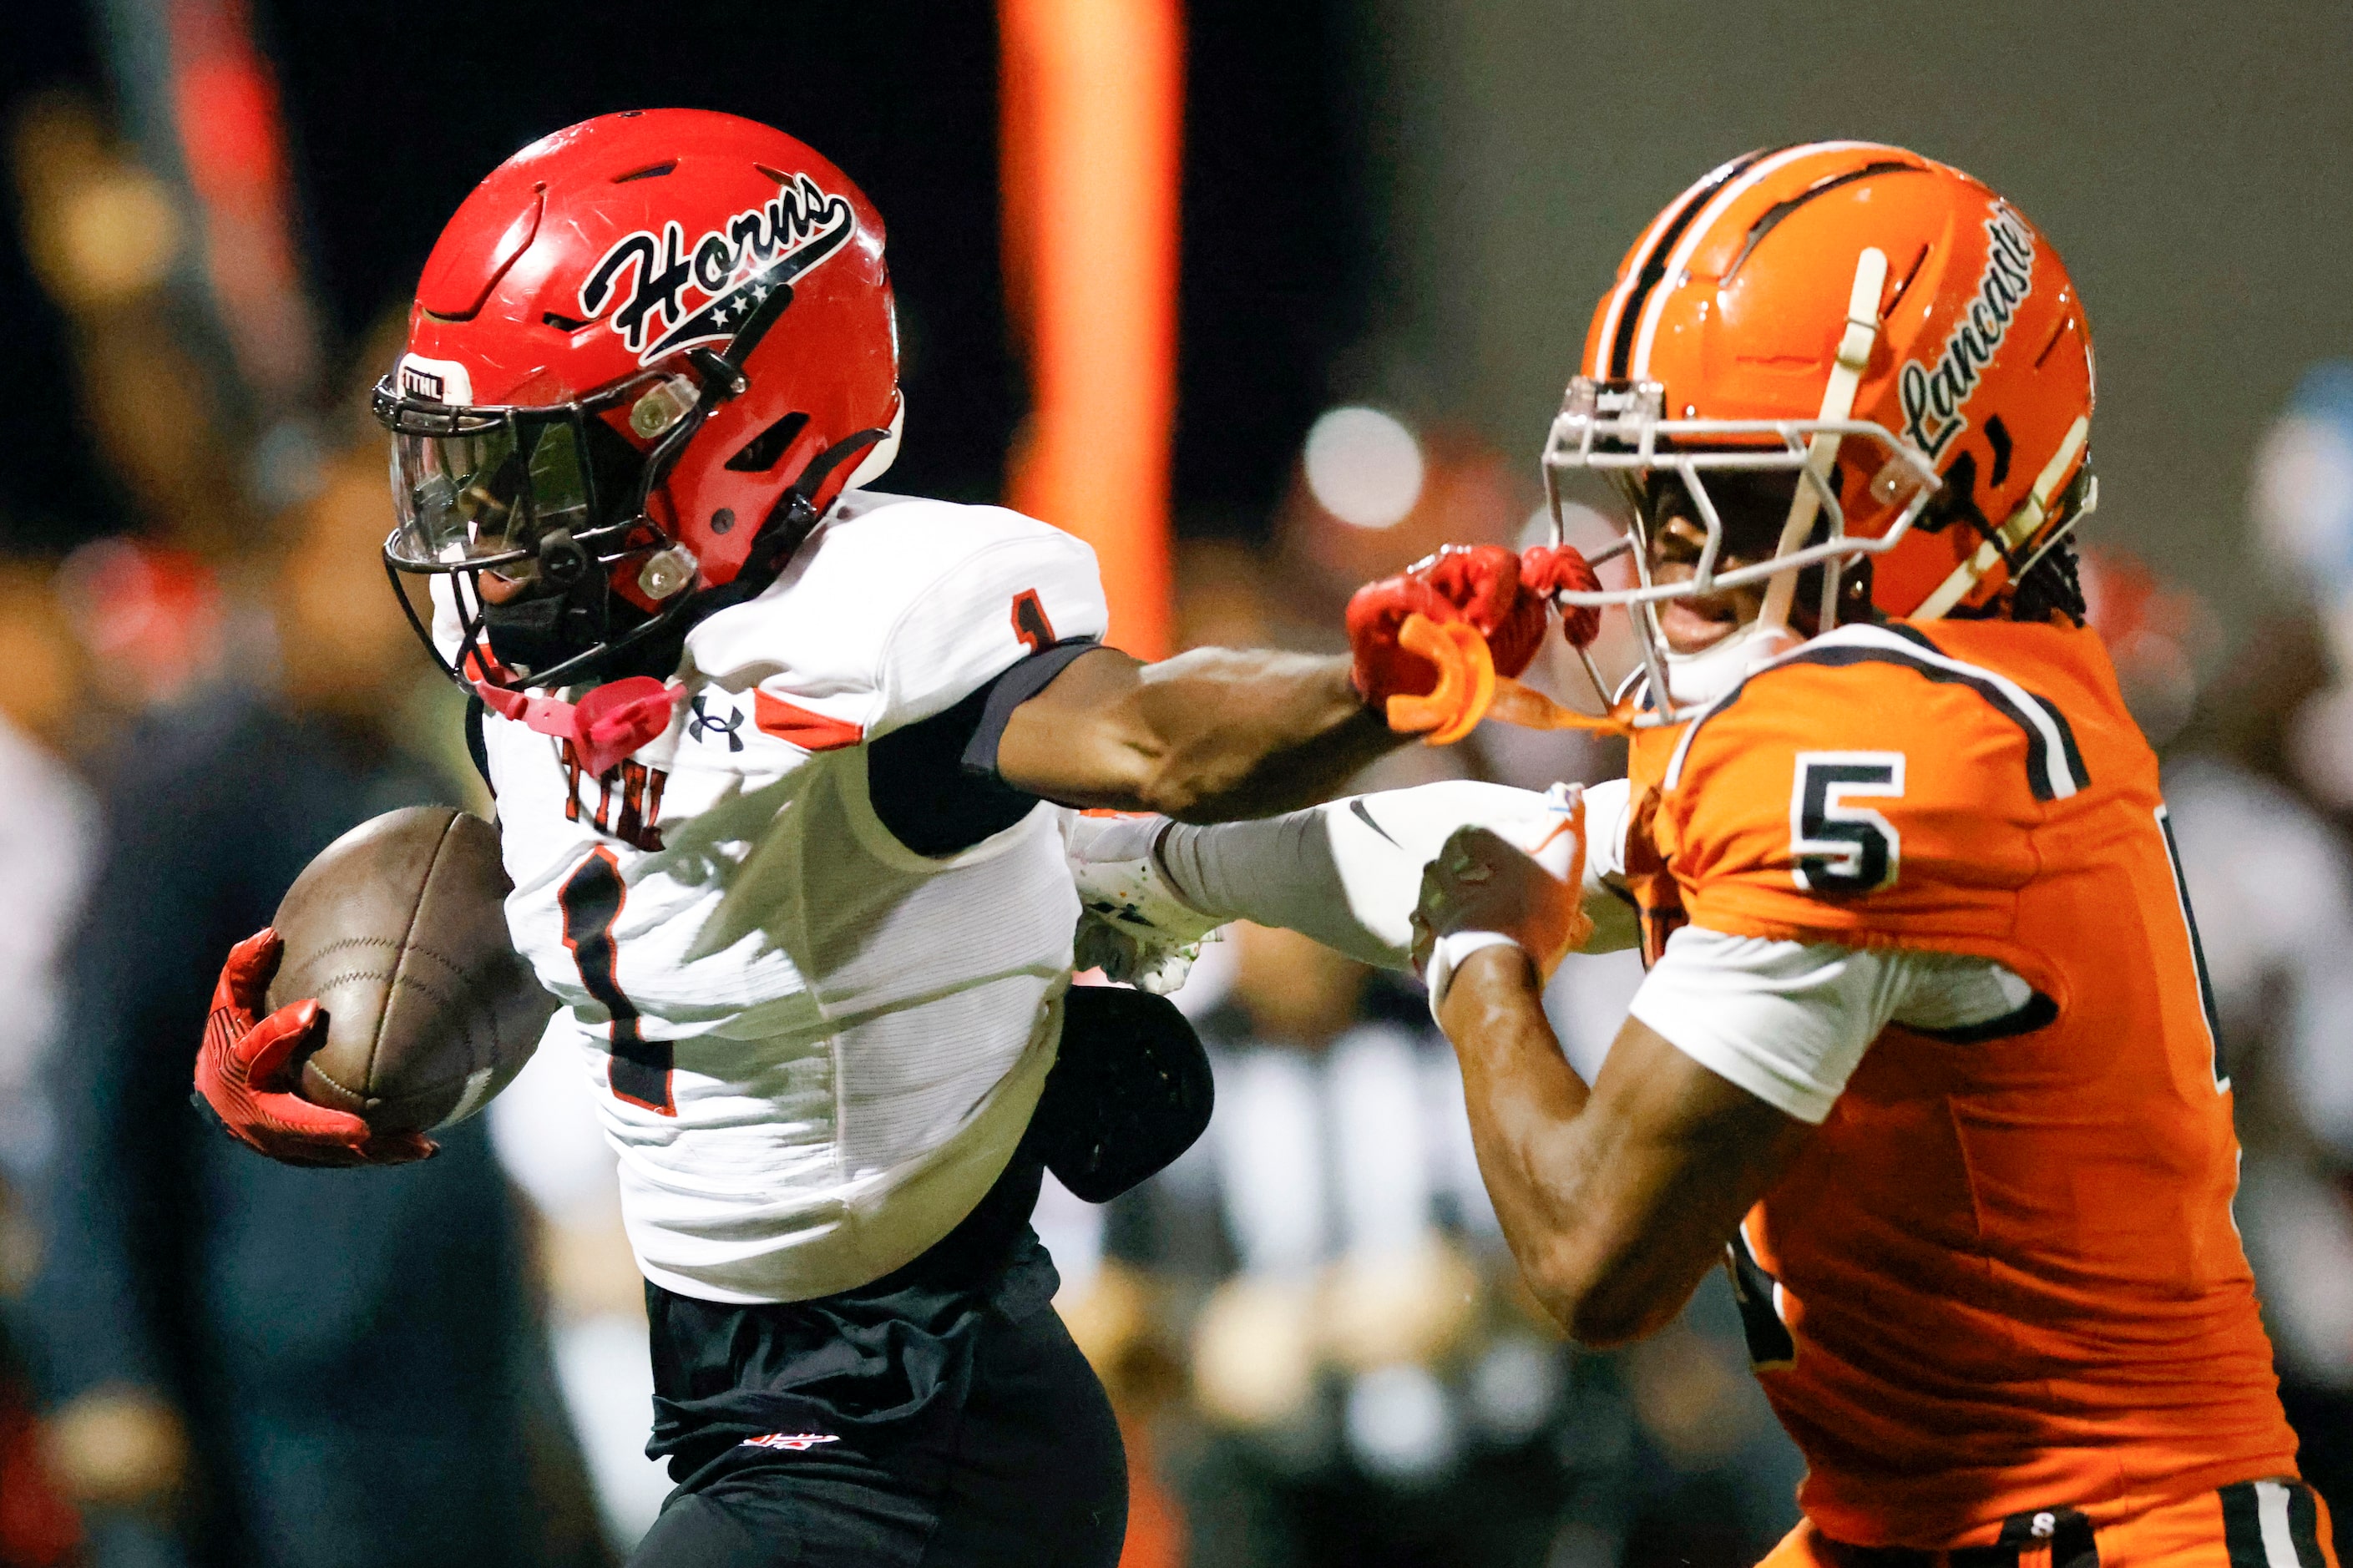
1518, 544, 1604, 650
193, 930, 434, 1168
1346, 544, 1551, 705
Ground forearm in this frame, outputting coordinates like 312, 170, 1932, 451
1443, 948, 1769, 1347
1154, 781, 1557, 969
1001, 646, 1408, 822
1435, 948, 1612, 1329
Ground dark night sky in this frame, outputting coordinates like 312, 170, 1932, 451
0, 12, 127, 550
0, 1, 1367, 547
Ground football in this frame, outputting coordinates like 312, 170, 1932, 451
266, 807, 556, 1133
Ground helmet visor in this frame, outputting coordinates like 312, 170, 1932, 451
385, 413, 595, 572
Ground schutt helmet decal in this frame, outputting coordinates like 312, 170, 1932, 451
1900, 204, 2037, 461
579, 174, 857, 364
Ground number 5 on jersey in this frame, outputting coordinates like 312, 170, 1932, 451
1790, 751, 1905, 894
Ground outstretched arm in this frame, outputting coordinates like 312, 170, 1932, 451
998, 645, 1403, 822
999, 540, 1570, 823
1066, 779, 1638, 994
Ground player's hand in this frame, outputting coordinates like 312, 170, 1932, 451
1409, 823, 1591, 979
1067, 814, 1224, 995
1518, 544, 1605, 650
1345, 544, 1552, 706
193, 929, 435, 1168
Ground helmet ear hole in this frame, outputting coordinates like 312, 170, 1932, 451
1916, 452, 1990, 539
725, 412, 812, 473
1984, 416, 2014, 488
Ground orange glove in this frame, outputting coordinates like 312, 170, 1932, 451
1345, 544, 1550, 706
192, 929, 434, 1168
1517, 544, 1605, 650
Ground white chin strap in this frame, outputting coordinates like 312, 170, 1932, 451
1660, 247, 1884, 711
1755, 245, 1889, 639
843, 393, 906, 491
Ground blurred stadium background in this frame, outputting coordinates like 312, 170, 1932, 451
0, 3, 2349, 1565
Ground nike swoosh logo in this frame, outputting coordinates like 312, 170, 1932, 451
1349, 799, 1401, 847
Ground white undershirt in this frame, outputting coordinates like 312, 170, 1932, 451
1630, 928, 2034, 1124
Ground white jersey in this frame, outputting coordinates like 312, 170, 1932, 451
448, 490, 1107, 1303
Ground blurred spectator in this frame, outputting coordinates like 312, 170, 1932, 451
1118, 922, 1578, 1568
1085, 923, 1789, 1568
8, 94, 250, 558
2133, 376, 2353, 1547
0, 555, 102, 1566
2161, 746, 2353, 1536
0, 558, 99, 1187
2253, 363, 2353, 812
52, 540, 228, 717
14, 459, 606, 1567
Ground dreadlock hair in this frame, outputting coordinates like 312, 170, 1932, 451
2004, 536, 2087, 625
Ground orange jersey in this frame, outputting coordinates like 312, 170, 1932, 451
1621, 616, 2298, 1547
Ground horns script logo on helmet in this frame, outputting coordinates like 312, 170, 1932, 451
1900, 205, 2037, 461
579, 173, 857, 364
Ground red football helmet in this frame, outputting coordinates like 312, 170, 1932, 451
1541, 142, 2097, 718
372, 109, 902, 690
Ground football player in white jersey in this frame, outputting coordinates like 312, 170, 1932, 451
188, 111, 1575, 1567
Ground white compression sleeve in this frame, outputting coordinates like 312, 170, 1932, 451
1156, 780, 1566, 971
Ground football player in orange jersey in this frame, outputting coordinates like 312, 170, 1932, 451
1357, 143, 2341, 1568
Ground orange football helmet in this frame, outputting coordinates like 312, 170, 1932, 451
1543, 141, 2097, 718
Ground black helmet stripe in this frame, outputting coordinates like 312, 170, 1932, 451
1607, 146, 1783, 379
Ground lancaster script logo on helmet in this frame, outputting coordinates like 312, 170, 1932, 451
1900, 205, 2037, 461
579, 173, 858, 364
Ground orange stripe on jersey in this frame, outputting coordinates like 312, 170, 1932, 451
753, 691, 863, 751
1624, 615, 2299, 1547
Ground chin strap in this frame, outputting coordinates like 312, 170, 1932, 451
1756, 245, 1888, 639
588, 424, 893, 685
474, 675, 688, 776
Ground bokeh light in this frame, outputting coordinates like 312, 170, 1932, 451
1303, 405, 1424, 529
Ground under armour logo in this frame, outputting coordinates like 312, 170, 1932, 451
688, 695, 745, 751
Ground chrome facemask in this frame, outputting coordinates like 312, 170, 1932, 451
1540, 377, 1942, 722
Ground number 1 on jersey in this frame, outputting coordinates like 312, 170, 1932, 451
559, 847, 676, 1115
1011, 589, 1055, 655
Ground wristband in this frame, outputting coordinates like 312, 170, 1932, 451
1426, 930, 1524, 1024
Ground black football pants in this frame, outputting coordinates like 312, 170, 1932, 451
625, 1292, 1126, 1567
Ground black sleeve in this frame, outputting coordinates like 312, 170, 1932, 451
463, 693, 493, 794
865, 638, 1101, 857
